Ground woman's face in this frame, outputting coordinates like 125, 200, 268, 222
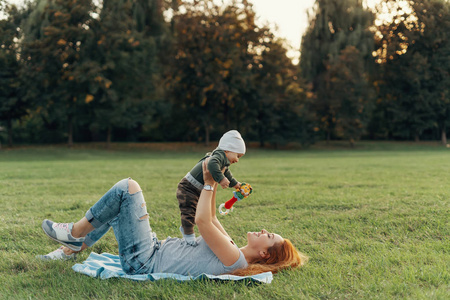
247, 229, 283, 250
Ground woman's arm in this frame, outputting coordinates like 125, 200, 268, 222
209, 181, 231, 239
212, 217, 231, 239
196, 161, 240, 266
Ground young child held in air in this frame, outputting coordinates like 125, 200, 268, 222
177, 130, 246, 245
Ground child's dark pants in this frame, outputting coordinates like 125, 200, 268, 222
177, 178, 201, 235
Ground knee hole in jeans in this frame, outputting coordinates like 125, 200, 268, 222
139, 214, 149, 220
128, 179, 142, 194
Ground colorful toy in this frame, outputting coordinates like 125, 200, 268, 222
218, 183, 252, 215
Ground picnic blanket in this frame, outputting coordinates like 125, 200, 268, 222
72, 252, 273, 283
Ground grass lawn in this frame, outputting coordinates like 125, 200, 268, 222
0, 142, 448, 299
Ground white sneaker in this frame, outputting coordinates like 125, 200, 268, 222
36, 246, 77, 261
41, 219, 85, 251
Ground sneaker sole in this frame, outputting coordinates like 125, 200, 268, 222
36, 254, 77, 261
41, 222, 83, 252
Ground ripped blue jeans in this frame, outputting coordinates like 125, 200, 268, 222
84, 178, 159, 274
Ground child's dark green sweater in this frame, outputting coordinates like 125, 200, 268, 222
185, 149, 238, 189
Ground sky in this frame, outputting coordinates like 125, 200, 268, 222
250, 0, 316, 64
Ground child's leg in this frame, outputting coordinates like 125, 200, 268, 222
177, 178, 201, 235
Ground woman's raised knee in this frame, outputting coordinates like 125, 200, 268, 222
128, 179, 142, 194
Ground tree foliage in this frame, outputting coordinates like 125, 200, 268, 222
163, 0, 312, 146
250, 37, 314, 147
1, 0, 449, 147
84, 0, 164, 146
163, 0, 261, 144
0, 3, 31, 147
21, 0, 95, 146
300, 0, 375, 144
373, 0, 450, 143
17, 0, 165, 146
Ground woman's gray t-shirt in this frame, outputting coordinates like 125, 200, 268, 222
149, 236, 248, 276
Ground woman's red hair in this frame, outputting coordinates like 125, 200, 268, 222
231, 239, 308, 276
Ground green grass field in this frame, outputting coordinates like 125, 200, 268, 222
0, 142, 449, 299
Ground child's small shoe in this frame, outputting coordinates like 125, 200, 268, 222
42, 219, 85, 251
36, 246, 77, 261
179, 226, 197, 246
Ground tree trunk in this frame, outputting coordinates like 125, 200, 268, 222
67, 115, 73, 148
7, 118, 13, 148
349, 138, 355, 148
259, 127, 265, 148
414, 133, 420, 142
257, 115, 265, 147
442, 128, 447, 145
106, 126, 112, 149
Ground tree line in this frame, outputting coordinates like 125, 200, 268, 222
0, 0, 449, 148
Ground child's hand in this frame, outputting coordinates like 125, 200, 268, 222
233, 182, 242, 190
219, 177, 230, 189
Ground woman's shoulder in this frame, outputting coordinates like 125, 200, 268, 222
198, 237, 247, 271
224, 248, 248, 271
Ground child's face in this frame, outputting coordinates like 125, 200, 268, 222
225, 151, 244, 164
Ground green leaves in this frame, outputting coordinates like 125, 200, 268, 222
1, 0, 448, 146
162, 0, 311, 146
301, 0, 376, 145
0, 3, 29, 147
12, 0, 166, 146
373, 0, 450, 142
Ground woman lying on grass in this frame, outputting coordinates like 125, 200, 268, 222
38, 159, 307, 276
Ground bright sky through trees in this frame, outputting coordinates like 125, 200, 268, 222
251, 0, 381, 64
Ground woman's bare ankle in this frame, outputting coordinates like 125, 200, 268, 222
62, 247, 75, 255
71, 217, 94, 238
71, 226, 83, 238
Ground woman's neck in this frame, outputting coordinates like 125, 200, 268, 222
240, 245, 259, 263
